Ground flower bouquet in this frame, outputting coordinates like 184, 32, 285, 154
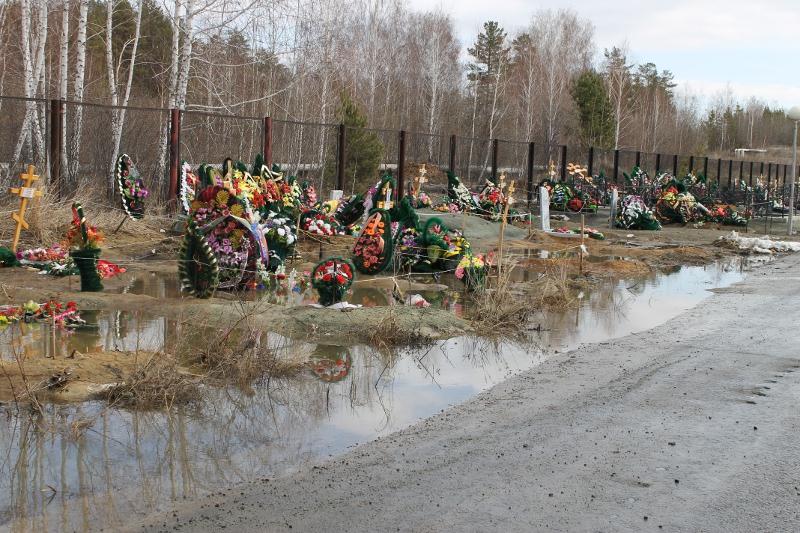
409, 192, 432, 209
311, 257, 355, 306
115, 154, 148, 219
301, 181, 318, 209
446, 171, 478, 210
333, 194, 366, 228
707, 204, 749, 226
478, 183, 505, 221
301, 211, 342, 236
0, 299, 85, 328
353, 210, 393, 274
16, 245, 77, 276
456, 253, 487, 292
66, 203, 105, 291
616, 195, 661, 231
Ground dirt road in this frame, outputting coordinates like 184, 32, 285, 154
138, 253, 800, 532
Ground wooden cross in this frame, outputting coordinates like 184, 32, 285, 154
9, 164, 42, 252
412, 164, 428, 196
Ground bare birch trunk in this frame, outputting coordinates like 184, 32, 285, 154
59, 0, 70, 173
68, 0, 89, 181
108, 0, 143, 183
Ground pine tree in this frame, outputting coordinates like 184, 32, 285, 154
327, 92, 383, 193
571, 70, 614, 148
467, 21, 510, 80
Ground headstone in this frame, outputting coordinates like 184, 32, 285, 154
330, 190, 344, 201
609, 189, 618, 229
539, 187, 550, 232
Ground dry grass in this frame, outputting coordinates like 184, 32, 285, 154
367, 307, 432, 351
98, 353, 200, 410
469, 259, 582, 337
174, 303, 310, 393
536, 261, 577, 310
469, 261, 537, 337
0, 184, 166, 251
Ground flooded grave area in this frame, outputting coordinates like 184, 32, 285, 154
0, 252, 760, 532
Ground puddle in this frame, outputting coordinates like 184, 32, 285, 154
118, 270, 462, 311
0, 257, 760, 531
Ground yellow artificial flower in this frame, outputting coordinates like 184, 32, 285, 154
230, 204, 244, 217
216, 190, 230, 206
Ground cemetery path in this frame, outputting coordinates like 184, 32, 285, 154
138, 253, 800, 533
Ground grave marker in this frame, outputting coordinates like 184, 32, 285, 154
9, 164, 43, 252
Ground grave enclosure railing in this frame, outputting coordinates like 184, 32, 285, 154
1, 95, 797, 215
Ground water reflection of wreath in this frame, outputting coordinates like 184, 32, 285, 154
115, 154, 148, 219
309, 348, 352, 383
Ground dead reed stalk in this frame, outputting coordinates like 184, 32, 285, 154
98, 352, 200, 410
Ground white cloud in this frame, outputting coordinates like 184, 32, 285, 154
407, 0, 800, 107
678, 79, 800, 109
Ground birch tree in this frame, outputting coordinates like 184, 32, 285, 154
68, 0, 89, 181
602, 45, 633, 150
59, 0, 70, 173
104, 0, 143, 182
12, 0, 48, 167
529, 9, 593, 149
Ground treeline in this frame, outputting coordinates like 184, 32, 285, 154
0, 0, 793, 184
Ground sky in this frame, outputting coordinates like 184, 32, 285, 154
408, 0, 800, 110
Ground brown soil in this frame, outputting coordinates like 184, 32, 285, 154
0, 350, 155, 404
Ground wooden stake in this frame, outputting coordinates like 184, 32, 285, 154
9, 164, 43, 252
51, 312, 57, 359
113, 215, 127, 234
496, 181, 516, 283
580, 214, 585, 274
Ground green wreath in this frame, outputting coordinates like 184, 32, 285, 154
179, 222, 220, 298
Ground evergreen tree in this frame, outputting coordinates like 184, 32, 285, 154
467, 21, 510, 80
327, 92, 383, 193
571, 70, 614, 148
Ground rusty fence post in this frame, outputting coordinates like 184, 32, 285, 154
397, 130, 406, 199
635, 151, 641, 168
655, 153, 661, 174
491, 138, 499, 180
728, 160, 733, 190
688, 155, 695, 173
449, 134, 457, 174
716, 158, 722, 187
263, 116, 273, 167
49, 99, 64, 195
703, 156, 709, 178
560, 145, 567, 181
526, 142, 535, 207
587, 146, 594, 177
613, 149, 620, 186
672, 154, 678, 176
337, 124, 346, 191
168, 108, 181, 206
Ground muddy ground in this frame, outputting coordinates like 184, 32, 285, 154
134, 248, 800, 533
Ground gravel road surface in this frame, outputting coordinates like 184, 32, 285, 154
137, 253, 800, 532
